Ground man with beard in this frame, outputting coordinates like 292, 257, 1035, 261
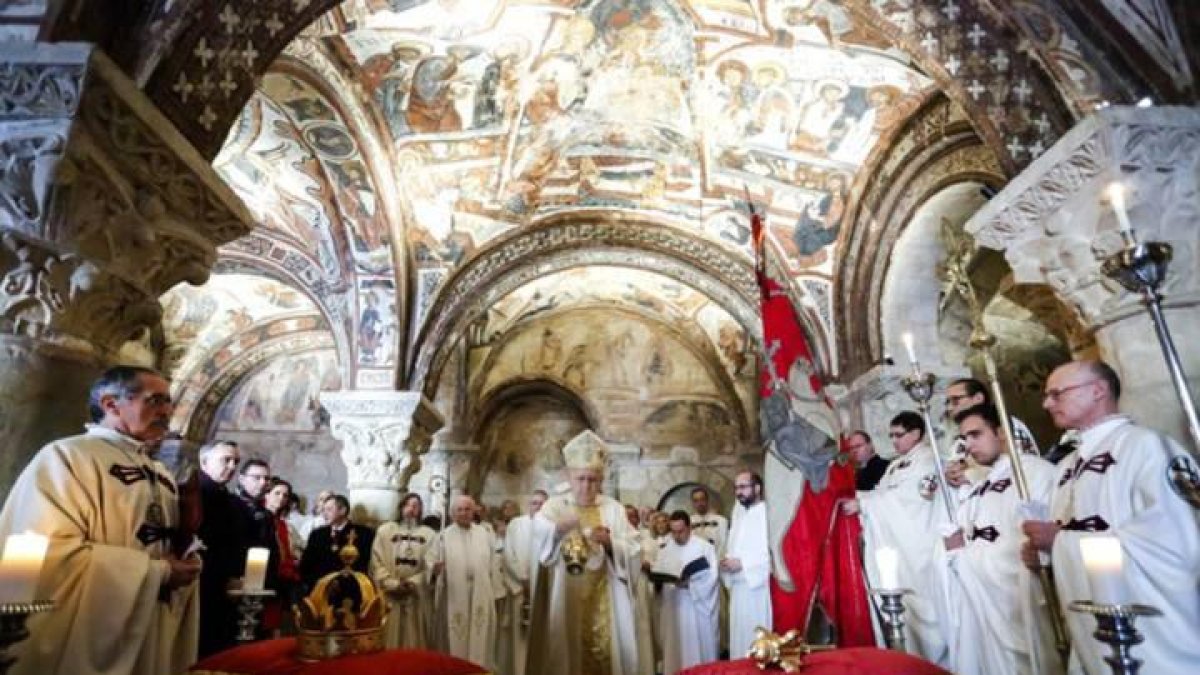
371, 492, 436, 649
721, 470, 772, 659
0, 366, 201, 674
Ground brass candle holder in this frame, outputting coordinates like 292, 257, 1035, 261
0, 601, 53, 675
1069, 601, 1162, 675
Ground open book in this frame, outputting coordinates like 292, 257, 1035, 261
647, 555, 710, 585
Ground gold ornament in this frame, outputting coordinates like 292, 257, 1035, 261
747, 627, 833, 672
294, 533, 386, 661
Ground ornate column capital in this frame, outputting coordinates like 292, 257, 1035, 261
320, 390, 445, 492
0, 42, 253, 357
965, 106, 1200, 329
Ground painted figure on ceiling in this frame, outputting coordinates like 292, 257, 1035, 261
406, 51, 468, 133
790, 78, 850, 155
359, 290, 383, 363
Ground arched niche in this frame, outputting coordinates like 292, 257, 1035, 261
465, 379, 592, 502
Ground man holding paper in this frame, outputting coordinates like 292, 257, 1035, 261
655, 511, 718, 675
0, 366, 201, 674
1022, 361, 1200, 674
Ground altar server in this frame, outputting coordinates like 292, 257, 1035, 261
656, 511, 719, 674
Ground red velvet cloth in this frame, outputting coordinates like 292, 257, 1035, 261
679, 649, 952, 675
189, 639, 489, 675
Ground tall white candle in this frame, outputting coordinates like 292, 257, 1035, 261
244, 547, 269, 591
1079, 536, 1125, 605
875, 546, 900, 590
901, 332, 917, 366
1106, 182, 1135, 234
0, 532, 49, 604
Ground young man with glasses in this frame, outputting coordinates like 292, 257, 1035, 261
843, 411, 950, 667
942, 378, 1041, 490
720, 471, 771, 658
1021, 361, 1200, 674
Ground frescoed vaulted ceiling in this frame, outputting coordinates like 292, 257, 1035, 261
211, 0, 950, 392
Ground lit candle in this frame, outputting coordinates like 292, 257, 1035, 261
244, 547, 269, 591
901, 332, 917, 366
1107, 182, 1134, 235
875, 546, 900, 590
0, 532, 49, 604
1079, 536, 1125, 605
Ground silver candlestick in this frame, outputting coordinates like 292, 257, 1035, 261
1101, 234, 1200, 509
0, 601, 53, 675
1069, 601, 1161, 675
899, 368, 958, 521
870, 589, 912, 652
228, 589, 275, 643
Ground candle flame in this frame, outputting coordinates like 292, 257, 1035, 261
1106, 182, 1125, 209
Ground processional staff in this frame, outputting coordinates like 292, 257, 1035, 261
939, 224, 1072, 660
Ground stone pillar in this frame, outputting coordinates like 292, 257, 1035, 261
0, 43, 252, 496
966, 106, 1200, 441
321, 390, 445, 524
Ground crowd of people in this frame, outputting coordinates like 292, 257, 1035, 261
0, 359, 1197, 675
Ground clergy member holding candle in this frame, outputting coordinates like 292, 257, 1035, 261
0, 366, 201, 675
1021, 361, 1200, 675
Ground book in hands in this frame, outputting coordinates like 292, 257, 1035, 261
648, 556, 710, 585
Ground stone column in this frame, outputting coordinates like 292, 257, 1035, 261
966, 106, 1200, 441
0, 43, 252, 496
321, 390, 445, 524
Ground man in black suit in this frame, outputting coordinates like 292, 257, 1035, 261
299, 494, 375, 591
197, 441, 247, 657
847, 430, 889, 491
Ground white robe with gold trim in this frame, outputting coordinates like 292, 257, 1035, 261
526, 495, 640, 675
0, 426, 198, 675
428, 523, 501, 669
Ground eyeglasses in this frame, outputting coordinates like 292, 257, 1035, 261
1043, 380, 1099, 402
945, 394, 970, 407
126, 392, 173, 408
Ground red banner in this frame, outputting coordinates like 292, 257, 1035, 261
750, 207, 873, 646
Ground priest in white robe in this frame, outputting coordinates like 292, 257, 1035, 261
1022, 361, 1200, 675
0, 366, 200, 675
371, 492, 436, 649
938, 404, 1060, 675
428, 494, 502, 669
656, 511, 719, 674
503, 490, 546, 675
689, 488, 728, 557
526, 430, 641, 675
624, 505, 657, 675
721, 470, 772, 659
843, 410, 950, 666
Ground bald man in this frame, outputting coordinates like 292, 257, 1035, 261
1022, 361, 1200, 674
428, 495, 501, 669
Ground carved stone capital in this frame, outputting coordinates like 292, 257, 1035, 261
321, 390, 445, 492
0, 42, 253, 355
966, 106, 1200, 329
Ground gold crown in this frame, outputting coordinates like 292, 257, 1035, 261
562, 429, 609, 470
293, 535, 386, 662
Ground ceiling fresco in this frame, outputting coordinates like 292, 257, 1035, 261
212, 0, 933, 367
161, 273, 323, 384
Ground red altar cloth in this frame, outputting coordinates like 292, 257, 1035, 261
189, 639, 489, 675
679, 648, 951, 675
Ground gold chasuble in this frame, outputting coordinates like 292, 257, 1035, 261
526, 431, 641, 675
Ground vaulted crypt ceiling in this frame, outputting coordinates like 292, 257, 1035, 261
200, 0, 949, 398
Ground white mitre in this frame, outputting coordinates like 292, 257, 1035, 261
562, 430, 609, 470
